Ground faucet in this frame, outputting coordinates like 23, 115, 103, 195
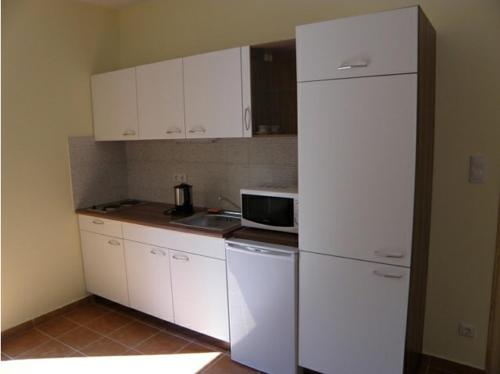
218, 195, 240, 211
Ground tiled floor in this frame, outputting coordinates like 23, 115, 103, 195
1, 298, 257, 373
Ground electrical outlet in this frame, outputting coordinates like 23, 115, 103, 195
469, 154, 488, 183
458, 322, 475, 338
173, 173, 187, 183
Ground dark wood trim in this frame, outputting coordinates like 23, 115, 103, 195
423, 354, 486, 374
1, 296, 93, 339
486, 198, 500, 373
404, 7, 436, 374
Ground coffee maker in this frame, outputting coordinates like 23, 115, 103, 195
172, 183, 193, 215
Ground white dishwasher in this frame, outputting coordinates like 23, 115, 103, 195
225, 239, 298, 374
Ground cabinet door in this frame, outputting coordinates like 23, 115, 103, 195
299, 252, 410, 374
183, 48, 243, 138
298, 74, 417, 267
91, 68, 139, 141
296, 7, 418, 82
170, 250, 229, 341
80, 231, 129, 305
124, 240, 174, 322
136, 59, 186, 139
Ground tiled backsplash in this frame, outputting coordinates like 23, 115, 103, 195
69, 136, 297, 210
68, 136, 128, 209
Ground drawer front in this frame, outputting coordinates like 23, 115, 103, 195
78, 215, 123, 238
296, 7, 418, 82
122, 223, 225, 260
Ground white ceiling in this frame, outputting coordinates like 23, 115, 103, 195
78, 0, 144, 9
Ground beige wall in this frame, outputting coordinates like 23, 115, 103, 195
1, 0, 119, 329
116, 0, 500, 369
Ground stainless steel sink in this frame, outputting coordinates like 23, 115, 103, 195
171, 211, 241, 231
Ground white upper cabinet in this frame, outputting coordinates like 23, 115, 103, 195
136, 59, 186, 139
298, 74, 417, 267
183, 47, 245, 138
91, 68, 139, 141
296, 7, 418, 82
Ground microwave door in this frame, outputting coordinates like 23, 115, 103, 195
242, 194, 294, 228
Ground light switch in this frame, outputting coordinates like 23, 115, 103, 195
469, 154, 488, 184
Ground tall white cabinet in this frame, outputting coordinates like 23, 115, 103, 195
297, 7, 435, 374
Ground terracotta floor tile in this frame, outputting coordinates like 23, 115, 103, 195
80, 337, 129, 357
108, 320, 158, 347
84, 312, 132, 335
16, 340, 78, 360
1, 328, 50, 357
179, 342, 222, 354
64, 303, 109, 324
135, 332, 189, 355
36, 317, 78, 337
58, 326, 101, 350
202, 355, 259, 374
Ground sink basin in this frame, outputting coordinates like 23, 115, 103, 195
171, 211, 241, 232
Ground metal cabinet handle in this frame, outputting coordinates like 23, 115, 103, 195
374, 250, 405, 259
373, 270, 404, 279
188, 127, 206, 134
337, 62, 369, 70
244, 107, 251, 130
92, 219, 104, 225
172, 254, 189, 261
166, 127, 182, 134
122, 130, 136, 136
108, 239, 120, 246
150, 248, 166, 256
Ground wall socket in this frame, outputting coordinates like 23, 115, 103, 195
458, 322, 475, 338
173, 173, 187, 183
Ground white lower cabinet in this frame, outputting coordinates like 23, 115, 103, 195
299, 251, 410, 374
124, 240, 174, 322
170, 249, 229, 342
80, 231, 129, 306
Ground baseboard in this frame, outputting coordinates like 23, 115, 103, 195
423, 354, 485, 374
1, 295, 93, 339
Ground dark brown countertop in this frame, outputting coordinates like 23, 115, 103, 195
76, 202, 238, 238
228, 227, 299, 248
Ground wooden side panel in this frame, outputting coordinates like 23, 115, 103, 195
486, 201, 500, 374
404, 7, 436, 374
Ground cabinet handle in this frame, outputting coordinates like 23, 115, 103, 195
172, 254, 189, 261
150, 248, 166, 256
337, 62, 369, 70
373, 270, 404, 279
244, 107, 251, 131
108, 239, 120, 246
188, 127, 206, 134
92, 219, 104, 225
374, 250, 405, 259
122, 130, 136, 136
166, 127, 182, 134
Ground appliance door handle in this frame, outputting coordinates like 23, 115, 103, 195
244, 107, 251, 130
150, 248, 166, 256
108, 239, 121, 246
374, 250, 405, 259
172, 254, 189, 261
373, 270, 405, 279
337, 62, 369, 70
92, 219, 104, 225
227, 242, 293, 258
188, 127, 206, 134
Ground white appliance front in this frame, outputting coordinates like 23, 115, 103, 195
226, 239, 298, 374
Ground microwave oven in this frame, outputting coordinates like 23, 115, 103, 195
240, 187, 298, 233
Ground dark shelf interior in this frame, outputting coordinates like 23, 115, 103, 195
251, 40, 297, 136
